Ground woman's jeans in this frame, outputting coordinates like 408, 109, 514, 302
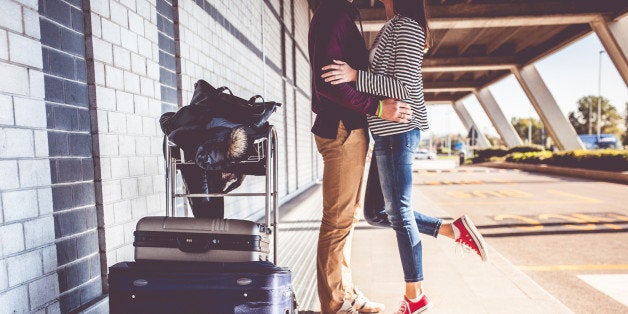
365, 129, 442, 282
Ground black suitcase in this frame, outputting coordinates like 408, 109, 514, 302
108, 261, 295, 314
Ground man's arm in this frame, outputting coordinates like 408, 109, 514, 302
313, 15, 379, 115
314, 15, 412, 122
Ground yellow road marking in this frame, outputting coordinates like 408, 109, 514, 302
538, 214, 596, 230
494, 215, 543, 231
547, 190, 603, 203
519, 264, 628, 271
571, 213, 622, 230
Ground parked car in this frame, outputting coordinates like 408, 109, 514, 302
414, 149, 437, 160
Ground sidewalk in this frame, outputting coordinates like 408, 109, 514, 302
278, 184, 572, 313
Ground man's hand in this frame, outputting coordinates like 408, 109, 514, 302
380, 99, 412, 123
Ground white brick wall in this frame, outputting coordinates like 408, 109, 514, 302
90, 0, 165, 269
0, 1, 59, 312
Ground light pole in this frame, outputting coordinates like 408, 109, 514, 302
597, 50, 605, 141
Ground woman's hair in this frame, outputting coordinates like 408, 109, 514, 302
393, 0, 432, 49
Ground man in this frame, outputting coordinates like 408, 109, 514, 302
308, 0, 413, 312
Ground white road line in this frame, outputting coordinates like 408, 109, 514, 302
577, 274, 628, 307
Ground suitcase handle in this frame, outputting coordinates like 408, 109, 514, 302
176, 235, 211, 253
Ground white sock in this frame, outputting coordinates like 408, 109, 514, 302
408, 294, 423, 303
452, 223, 461, 239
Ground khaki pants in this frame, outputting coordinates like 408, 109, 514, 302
315, 122, 368, 313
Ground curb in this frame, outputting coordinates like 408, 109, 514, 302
479, 162, 628, 185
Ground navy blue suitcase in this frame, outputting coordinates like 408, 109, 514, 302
108, 261, 295, 314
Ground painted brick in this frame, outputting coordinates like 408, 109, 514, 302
146, 60, 160, 80
92, 37, 113, 64
0, 30, 8, 61
107, 111, 127, 133
0, 127, 35, 158
104, 224, 124, 248
126, 115, 142, 135
24, 216, 55, 249
0, 62, 29, 95
137, 36, 152, 59
112, 199, 131, 223
118, 135, 135, 155
90, 0, 110, 17
28, 274, 59, 309
141, 117, 156, 136
133, 94, 149, 115
14, 97, 46, 128
134, 137, 150, 156
120, 28, 139, 53
0, 95, 13, 125
130, 53, 146, 75
42, 244, 57, 273
101, 19, 121, 45
0, 259, 7, 290
0, 160, 19, 190
137, 175, 153, 195
101, 180, 122, 202
93, 61, 105, 85
110, 157, 129, 179
130, 196, 147, 219
120, 178, 138, 199
19, 159, 52, 188
123, 71, 141, 94
99, 134, 119, 156
128, 156, 144, 176
116, 90, 133, 113
7, 249, 42, 286
37, 188, 53, 215
105, 65, 124, 90
95, 86, 116, 111
113, 45, 131, 70
3, 189, 39, 222
29, 70, 45, 99
110, 1, 129, 27
128, 11, 144, 36
0, 223, 24, 256
0, 0, 23, 32
23, 7, 41, 39
0, 286, 28, 314
34, 130, 49, 158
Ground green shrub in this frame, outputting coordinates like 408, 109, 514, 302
506, 151, 552, 164
505, 149, 628, 171
506, 145, 545, 154
473, 147, 508, 163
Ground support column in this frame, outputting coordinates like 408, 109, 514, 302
474, 88, 523, 148
453, 100, 491, 148
590, 16, 628, 87
512, 65, 584, 150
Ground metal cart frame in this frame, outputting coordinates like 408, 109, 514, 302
163, 126, 279, 264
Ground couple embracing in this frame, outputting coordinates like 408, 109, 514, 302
308, 0, 488, 313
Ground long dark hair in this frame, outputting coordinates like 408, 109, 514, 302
393, 0, 431, 48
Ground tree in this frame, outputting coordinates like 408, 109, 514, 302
568, 96, 622, 135
511, 117, 544, 145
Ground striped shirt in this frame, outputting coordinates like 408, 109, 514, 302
357, 15, 429, 136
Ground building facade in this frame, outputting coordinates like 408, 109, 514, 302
0, 0, 316, 312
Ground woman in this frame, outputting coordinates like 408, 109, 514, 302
321, 0, 488, 313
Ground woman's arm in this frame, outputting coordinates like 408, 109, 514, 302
357, 20, 425, 103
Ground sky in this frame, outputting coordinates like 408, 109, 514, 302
425, 33, 628, 138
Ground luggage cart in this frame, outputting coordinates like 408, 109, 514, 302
163, 126, 279, 264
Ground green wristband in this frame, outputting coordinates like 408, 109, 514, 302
377, 100, 383, 118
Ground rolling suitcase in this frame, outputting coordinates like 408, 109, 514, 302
108, 261, 295, 314
134, 217, 270, 263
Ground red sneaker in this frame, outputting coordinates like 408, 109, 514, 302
452, 215, 488, 261
395, 294, 432, 314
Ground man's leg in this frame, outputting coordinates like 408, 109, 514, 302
315, 122, 367, 313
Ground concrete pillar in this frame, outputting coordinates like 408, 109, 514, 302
474, 88, 524, 148
512, 65, 585, 150
590, 16, 628, 87
452, 100, 491, 148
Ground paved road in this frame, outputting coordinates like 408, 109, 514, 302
412, 164, 628, 313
